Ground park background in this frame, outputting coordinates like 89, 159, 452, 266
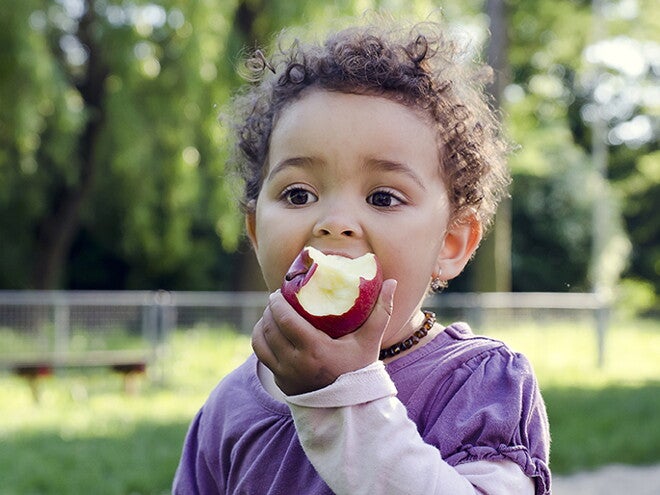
0, 0, 658, 493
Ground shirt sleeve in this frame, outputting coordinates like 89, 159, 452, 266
456, 460, 535, 494
427, 348, 551, 494
285, 362, 537, 495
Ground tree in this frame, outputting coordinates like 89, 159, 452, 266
0, 0, 245, 289
471, 0, 513, 292
0, 0, 656, 304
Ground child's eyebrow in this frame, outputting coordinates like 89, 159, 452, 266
267, 156, 427, 191
363, 158, 427, 191
266, 157, 315, 181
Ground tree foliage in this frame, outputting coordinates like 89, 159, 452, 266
0, 0, 246, 289
0, 0, 657, 309
501, 0, 658, 307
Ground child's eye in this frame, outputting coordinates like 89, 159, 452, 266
367, 190, 404, 208
282, 186, 318, 206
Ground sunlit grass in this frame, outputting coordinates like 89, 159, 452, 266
482, 317, 660, 388
0, 326, 252, 437
0, 325, 149, 356
0, 326, 253, 495
0, 319, 658, 492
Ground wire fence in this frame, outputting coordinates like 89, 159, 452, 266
0, 290, 611, 369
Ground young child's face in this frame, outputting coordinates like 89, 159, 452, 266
247, 89, 478, 340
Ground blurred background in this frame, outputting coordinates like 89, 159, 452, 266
0, 0, 657, 300
0, 0, 657, 494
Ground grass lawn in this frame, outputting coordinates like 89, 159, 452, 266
0, 318, 658, 494
0, 328, 252, 495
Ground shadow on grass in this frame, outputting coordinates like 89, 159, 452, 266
544, 381, 660, 475
0, 421, 190, 495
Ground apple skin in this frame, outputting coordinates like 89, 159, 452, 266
281, 247, 383, 338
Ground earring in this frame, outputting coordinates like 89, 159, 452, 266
430, 272, 444, 293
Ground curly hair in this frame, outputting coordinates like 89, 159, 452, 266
227, 18, 511, 229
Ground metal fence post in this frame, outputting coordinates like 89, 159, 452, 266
595, 303, 610, 368
54, 296, 70, 357
143, 296, 158, 348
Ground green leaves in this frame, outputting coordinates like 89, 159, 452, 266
0, 0, 655, 301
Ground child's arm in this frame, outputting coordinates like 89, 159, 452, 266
253, 287, 548, 494
284, 362, 536, 495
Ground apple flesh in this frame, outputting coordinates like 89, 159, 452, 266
281, 246, 383, 338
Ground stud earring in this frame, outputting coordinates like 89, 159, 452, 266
430, 273, 444, 293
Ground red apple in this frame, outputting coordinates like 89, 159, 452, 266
281, 246, 383, 338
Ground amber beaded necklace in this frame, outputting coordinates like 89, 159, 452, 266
379, 310, 436, 360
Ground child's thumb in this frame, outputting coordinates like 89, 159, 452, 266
359, 278, 397, 347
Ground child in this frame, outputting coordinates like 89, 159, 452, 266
174, 16, 551, 495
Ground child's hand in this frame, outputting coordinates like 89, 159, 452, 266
252, 279, 397, 396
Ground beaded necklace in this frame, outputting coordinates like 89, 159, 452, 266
379, 310, 436, 360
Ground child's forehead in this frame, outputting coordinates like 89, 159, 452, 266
265, 89, 444, 184
273, 88, 436, 137
272, 90, 436, 146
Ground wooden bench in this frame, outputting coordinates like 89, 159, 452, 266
3, 350, 150, 401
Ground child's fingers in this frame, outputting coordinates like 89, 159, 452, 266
251, 315, 279, 369
260, 300, 301, 356
266, 290, 322, 349
258, 291, 341, 394
252, 299, 300, 367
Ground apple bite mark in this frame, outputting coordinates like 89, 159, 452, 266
281, 246, 383, 338
298, 248, 377, 316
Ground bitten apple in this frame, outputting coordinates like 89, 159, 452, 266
281, 246, 383, 338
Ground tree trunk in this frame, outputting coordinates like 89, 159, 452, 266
473, 0, 512, 292
231, 0, 270, 292
31, 0, 108, 289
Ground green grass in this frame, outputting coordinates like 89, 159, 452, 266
0, 319, 658, 493
0, 326, 253, 495
0, 325, 151, 357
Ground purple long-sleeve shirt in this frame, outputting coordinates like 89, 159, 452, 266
173, 323, 551, 494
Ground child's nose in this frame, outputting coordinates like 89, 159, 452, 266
312, 204, 362, 239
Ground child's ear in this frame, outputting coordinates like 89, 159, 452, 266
245, 200, 258, 250
436, 214, 482, 281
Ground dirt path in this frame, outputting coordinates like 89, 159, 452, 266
552, 464, 660, 495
